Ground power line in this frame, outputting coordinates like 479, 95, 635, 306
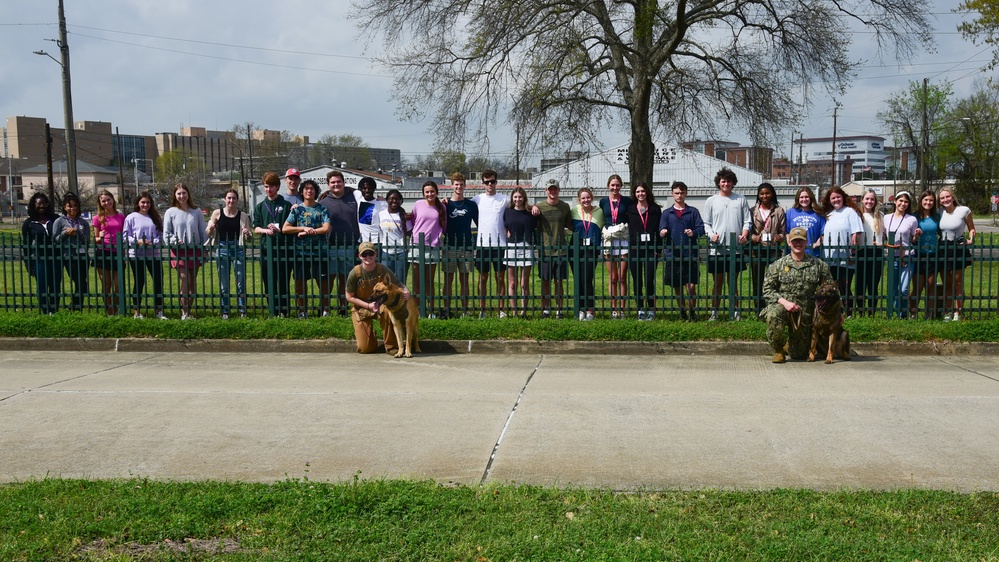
71, 33, 393, 79
69, 24, 371, 61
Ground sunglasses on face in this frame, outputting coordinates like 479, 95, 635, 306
483, 180, 497, 185
360, 251, 376, 258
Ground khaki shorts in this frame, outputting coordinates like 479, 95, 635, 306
442, 248, 475, 274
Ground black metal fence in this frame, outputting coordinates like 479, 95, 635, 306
3, 232, 997, 320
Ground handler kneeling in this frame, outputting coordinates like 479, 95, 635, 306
345, 241, 408, 354
760, 227, 835, 363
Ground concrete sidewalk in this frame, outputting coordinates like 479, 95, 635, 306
2, 350, 998, 491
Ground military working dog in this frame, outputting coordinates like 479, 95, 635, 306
370, 276, 421, 358
809, 281, 851, 364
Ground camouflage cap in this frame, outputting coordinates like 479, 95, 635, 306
787, 227, 808, 243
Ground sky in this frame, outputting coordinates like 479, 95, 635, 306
0, 0, 993, 167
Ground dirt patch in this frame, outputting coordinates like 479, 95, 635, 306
78, 537, 243, 557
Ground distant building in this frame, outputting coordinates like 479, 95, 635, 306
21, 159, 119, 199
532, 142, 763, 191
794, 135, 887, 182
541, 151, 587, 172
682, 140, 774, 178
330, 146, 402, 171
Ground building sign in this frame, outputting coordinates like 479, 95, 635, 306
838, 142, 857, 150
616, 145, 679, 165
871, 142, 882, 149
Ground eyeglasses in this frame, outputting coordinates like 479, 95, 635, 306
360, 251, 376, 258
483, 180, 497, 185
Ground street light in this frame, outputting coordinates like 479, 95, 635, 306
33, 0, 78, 196
132, 158, 154, 198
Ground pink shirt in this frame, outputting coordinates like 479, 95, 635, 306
407, 200, 445, 247
92, 212, 126, 248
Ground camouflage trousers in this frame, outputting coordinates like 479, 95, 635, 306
760, 303, 813, 360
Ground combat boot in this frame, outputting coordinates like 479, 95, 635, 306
772, 350, 786, 364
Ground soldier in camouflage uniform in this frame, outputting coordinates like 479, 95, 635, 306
760, 226, 835, 363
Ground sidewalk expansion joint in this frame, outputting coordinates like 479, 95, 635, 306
931, 356, 999, 383
480, 355, 544, 485
0, 355, 161, 404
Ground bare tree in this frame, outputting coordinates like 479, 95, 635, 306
353, 0, 933, 187
877, 81, 954, 183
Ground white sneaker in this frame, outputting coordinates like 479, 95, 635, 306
182, 313, 194, 321
498, 311, 508, 319
733, 311, 742, 321
479, 311, 487, 320
952, 311, 961, 322
221, 314, 229, 320
579, 311, 586, 321
155, 312, 167, 320
611, 311, 620, 320
646, 311, 655, 321
133, 312, 144, 319
638, 310, 647, 321
708, 311, 718, 322
943, 312, 953, 322
585, 312, 595, 321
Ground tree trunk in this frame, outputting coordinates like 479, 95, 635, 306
628, 82, 655, 190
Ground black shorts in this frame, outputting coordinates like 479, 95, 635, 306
538, 258, 568, 281
475, 247, 507, 274
91, 247, 118, 270
706, 253, 746, 275
293, 255, 329, 280
664, 259, 700, 287
937, 241, 972, 272
912, 252, 937, 277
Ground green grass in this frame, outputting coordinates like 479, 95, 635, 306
2, 479, 998, 561
2, 310, 999, 342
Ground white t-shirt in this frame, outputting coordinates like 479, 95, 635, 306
861, 211, 884, 245
375, 208, 407, 253
822, 207, 864, 266
357, 197, 388, 243
472, 192, 510, 246
938, 205, 971, 241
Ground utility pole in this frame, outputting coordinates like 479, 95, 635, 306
45, 124, 55, 200
831, 104, 840, 188
921, 77, 930, 193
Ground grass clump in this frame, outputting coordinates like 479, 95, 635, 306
2, 479, 998, 561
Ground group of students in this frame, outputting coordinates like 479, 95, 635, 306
19, 165, 977, 322
21, 184, 220, 318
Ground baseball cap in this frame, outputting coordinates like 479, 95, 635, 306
787, 227, 808, 243
285, 168, 301, 178
546, 179, 560, 189
357, 241, 377, 256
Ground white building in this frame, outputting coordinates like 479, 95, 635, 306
794, 136, 887, 177
531, 142, 763, 190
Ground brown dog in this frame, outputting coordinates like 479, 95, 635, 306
808, 281, 851, 364
370, 276, 421, 358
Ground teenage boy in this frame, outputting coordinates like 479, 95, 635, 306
471, 169, 508, 318
702, 167, 751, 321
319, 170, 360, 315
533, 179, 573, 318
659, 181, 705, 321
442, 172, 478, 318
283, 168, 304, 205
252, 171, 293, 316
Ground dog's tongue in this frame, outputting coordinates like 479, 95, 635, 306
372, 296, 386, 308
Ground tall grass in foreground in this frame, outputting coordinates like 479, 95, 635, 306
2, 479, 997, 561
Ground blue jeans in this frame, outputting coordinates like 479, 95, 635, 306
33, 257, 63, 314
892, 258, 913, 318
381, 250, 407, 284
217, 242, 246, 315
